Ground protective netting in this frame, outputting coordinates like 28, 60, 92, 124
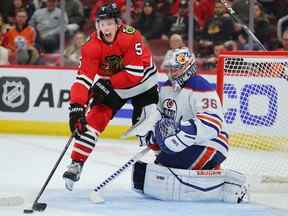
218, 53, 288, 188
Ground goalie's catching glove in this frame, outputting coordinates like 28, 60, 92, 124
69, 103, 87, 134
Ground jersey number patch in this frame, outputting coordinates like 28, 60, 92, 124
202, 98, 218, 109
135, 43, 143, 56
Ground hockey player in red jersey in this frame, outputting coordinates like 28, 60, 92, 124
63, 3, 159, 191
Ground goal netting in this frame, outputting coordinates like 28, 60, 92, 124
216, 51, 288, 191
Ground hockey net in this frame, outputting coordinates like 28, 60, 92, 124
216, 51, 288, 192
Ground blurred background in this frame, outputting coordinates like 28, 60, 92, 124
0, 0, 288, 73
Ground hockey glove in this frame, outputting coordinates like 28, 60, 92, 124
155, 117, 178, 139
69, 103, 87, 134
90, 79, 123, 110
138, 131, 160, 153
155, 117, 197, 154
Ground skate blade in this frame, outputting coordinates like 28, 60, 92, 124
64, 178, 74, 191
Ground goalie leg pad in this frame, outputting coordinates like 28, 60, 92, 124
132, 162, 249, 203
132, 161, 147, 193
223, 170, 249, 203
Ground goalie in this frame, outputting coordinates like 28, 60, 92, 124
129, 48, 248, 203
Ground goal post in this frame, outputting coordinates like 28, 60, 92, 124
216, 51, 288, 191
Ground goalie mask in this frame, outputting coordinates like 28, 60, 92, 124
165, 48, 197, 88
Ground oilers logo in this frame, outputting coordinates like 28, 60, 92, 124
162, 98, 177, 120
0, 77, 29, 112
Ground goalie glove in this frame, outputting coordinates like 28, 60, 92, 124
69, 103, 87, 134
155, 117, 197, 154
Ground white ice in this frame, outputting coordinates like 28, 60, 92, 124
0, 134, 287, 216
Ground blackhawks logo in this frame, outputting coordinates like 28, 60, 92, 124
100, 55, 124, 75
122, 25, 136, 34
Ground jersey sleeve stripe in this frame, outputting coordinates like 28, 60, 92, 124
196, 113, 222, 130
75, 75, 93, 89
218, 133, 229, 146
203, 112, 223, 122
211, 137, 229, 151
199, 120, 221, 134
124, 69, 144, 76
125, 65, 144, 70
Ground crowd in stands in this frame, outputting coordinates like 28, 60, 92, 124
0, 0, 288, 72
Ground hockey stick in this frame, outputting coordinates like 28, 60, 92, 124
89, 147, 150, 203
23, 132, 75, 214
219, 0, 266, 50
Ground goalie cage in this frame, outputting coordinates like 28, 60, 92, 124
215, 51, 288, 192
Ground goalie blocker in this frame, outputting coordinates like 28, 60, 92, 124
132, 161, 249, 203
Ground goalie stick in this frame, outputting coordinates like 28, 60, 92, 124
90, 147, 150, 203
23, 132, 75, 214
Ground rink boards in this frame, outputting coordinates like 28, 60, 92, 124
0, 66, 287, 149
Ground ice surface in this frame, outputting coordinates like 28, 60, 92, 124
0, 134, 287, 216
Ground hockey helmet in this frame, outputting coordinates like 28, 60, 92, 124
164, 48, 197, 85
96, 3, 121, 21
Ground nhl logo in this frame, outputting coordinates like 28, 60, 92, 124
2, 81, 25, 108
0, 77, 29, 112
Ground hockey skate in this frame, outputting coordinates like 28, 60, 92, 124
63, 161, 83, 191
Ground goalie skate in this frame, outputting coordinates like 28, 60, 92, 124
63, 161, 83, 191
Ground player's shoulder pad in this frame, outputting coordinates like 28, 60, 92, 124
185, 75, 216, 91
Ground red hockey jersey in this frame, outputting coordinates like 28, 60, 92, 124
70, 25, 158, 105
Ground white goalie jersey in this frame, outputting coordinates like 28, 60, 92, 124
158, 75, 229, 157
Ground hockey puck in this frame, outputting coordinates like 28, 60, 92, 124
23, 209, 34, 214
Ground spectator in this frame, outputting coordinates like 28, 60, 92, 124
201, 43, 225, 70
202, 1, 234, 44
65, 0, 85, 29
29, 0, 68, 53
277, 30, 288, 51
134, 0, 165, 40
155, 0, 171, 16
0, 13, 12, 35
7, 0, 35, 25
237, 30, 258, 50
164, 0, 190, 39
160, 33, 188, 71
224, 40, 238, 51
254, 1, 272, 49
0, 31, 10, 65
4, 9, 37, 56
231, 0, 249, 25
193, 0, 216, 30
63, 31, 86, 66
